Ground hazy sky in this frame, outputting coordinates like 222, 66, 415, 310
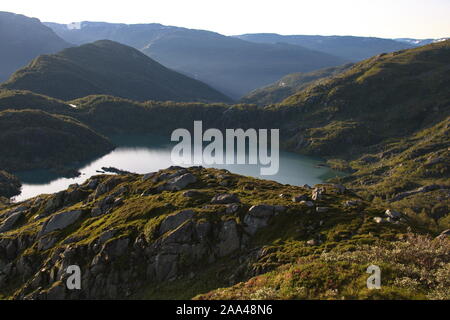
2, 0, 450, 38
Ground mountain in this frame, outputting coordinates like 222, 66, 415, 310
235, 34, 414, 61
44, 22, 347, 98
0, 40, 449, 301
395, 38, 449, 46
0, 109, 113, 172
281, 40, 450, 148
0, 166, 448, 300
241, 63, 353, 105
0, 12, 70, 82
1, 40, 231, 102
62, 41, 450, 224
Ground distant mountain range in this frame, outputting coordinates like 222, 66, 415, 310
44, 22, 348, 99
0, 12, 70, 82
234, 34, 416, 61
2, 12, 445, 100
395, 38, 449, 46
1, 40, 231, 102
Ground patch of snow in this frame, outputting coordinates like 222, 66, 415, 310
67, 22, 82, 30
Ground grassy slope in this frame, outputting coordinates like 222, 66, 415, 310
281, 40, 450, 145
241, 64, 353, 105
0, 42, 448, 300
0, 90, 74, 113
0, 167, 447, 300
0, 109, 113, 171
1, 40, 232, 103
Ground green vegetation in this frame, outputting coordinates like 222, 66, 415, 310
1, 40, 232, 103
0, 89, 74, 113
45, 22, 348, 99
197, 234, 449, 300
0, 167, 447, 300
0, 170, 21, 198
0, 109, 113, 171
241, 64, 353, 105
0, 39, 448, 300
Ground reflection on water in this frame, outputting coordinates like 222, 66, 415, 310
13, 134, 345, 202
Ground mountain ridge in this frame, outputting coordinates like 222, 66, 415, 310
1, 40, 232, 102
44, 21, 348, 98
0, 12, 70, 82
235, 33, 416, 61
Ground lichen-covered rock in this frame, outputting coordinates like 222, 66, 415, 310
211, 193, 240, 204
385, 209, 402, 219
0, 211, 23, 233
217, 220, 241, 257
40, 210, 83, 236
159, 210, 195, 235
292, 195, 308, 202
244, 205, 276, 235
0, 167, 424, 300
159, 173, 197, 191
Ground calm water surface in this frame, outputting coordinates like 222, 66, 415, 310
13, 134, 345, 202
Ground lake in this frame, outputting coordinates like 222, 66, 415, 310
13, 134, 345, 202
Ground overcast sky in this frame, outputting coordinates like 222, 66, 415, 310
2, 0, 450, 38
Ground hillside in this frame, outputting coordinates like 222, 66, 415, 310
236, 34, 414, 61
0, 38, 449, 301
1, 40, 231, 103
44, 22, 347, 98
281, 40, 450, 155
0, 12, 70, 82
241, 64, 353, 105
335, 117, 450, 225
0, 90, 75, 113
0, 167, 448, 300
0, 109, 114, 172
57, 42, 450, 224
0, 171, 21, 199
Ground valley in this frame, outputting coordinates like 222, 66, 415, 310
0, 9, 448, 301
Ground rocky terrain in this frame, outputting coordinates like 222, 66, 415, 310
0, 167, 448, 300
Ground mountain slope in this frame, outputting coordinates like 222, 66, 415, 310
0, 12, 70, 82
59, 41, 450, 225
235, 34, 414, 61
1, 40, 231, 102
281, 39, 450, 154
0, 90, 74, 114
0, 167, 447, 300
44, 22, 347, 98
0, 109, 114, 171
241, 64, 353, 105
395, 38, 449, 46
